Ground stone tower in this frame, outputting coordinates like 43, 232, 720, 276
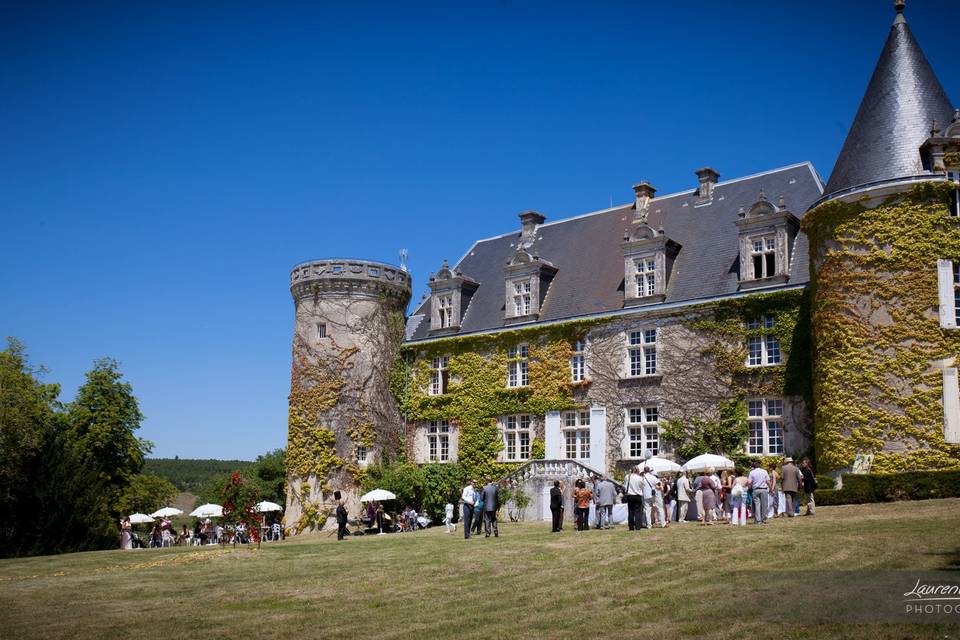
285, 259, 411, 532
804, 2, 960, 474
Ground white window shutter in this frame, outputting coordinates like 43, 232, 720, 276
937, 259, 956, 329
942, 367, 960, 444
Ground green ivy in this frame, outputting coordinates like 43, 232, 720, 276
802, 182, 960, 471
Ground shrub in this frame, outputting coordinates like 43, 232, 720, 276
815, 470, 960, 505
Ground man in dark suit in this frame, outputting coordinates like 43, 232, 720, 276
482, 478, 500, 538
335, 500, 348, 541
549, 480, 564, 532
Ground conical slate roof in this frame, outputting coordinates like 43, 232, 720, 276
823, 7, 954, 199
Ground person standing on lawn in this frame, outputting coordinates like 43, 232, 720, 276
675, 471, 692, 523
801, 458, 817, 516
550, 480, 564, 532
336, 500, 348, 541
595, 476, 616, 529
472, 483, 485, 536
768, 462, 781, 518
640, 467, 657, 529
482, 478, 500, 538
780, 457, 803, 517
748, 459, 771, 524
460, 479, 476, 539
624, 466, 644, 531
573, 479, 593, 531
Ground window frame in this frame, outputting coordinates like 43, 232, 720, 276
429, 356, 449, 396
561, 410, 591, 460
746, 398, 784, 455
750, 234, 777, 279
502, 414, 532, 461
626, 406, 659, 458
570, 339, 586, 382
507, 344, 530, 388
745, 316, 782, 367
633, 257, 657, 297
627, 328, 658, 377
428, 419, 451, 462
512, 279, 532, 316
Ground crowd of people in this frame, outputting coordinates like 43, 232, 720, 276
592, 456, 818, 530
119, 516, 284, 549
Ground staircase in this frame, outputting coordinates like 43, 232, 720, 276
501, 459, 624, 492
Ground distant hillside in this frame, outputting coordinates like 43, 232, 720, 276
144, 458, 254, 492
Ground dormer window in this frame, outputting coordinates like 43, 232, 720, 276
621, 224, 680, 307
736, 192, 799, 289
751, 236, 777, 279
634, 258, 657, 297
428, 260, 478, 334
512, 279, 532, 316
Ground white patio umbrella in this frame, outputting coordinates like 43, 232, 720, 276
150, 507, 183, 518
189, 503, 224, 518
359, 489, 396, 502
129, 513, 155, 524
681, 453, 735, 473
643, 456, 682, 475
254, 501, 283, 513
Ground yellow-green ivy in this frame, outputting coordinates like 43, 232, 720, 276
802, 182, 960, 472
396, 320, 599, 479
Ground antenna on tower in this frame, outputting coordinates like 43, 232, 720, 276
399, 249, 409, 272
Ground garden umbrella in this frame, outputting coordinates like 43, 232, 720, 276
254, 501, 283, 513
643, 456, 682, 475
129, 513, 154, 524
150, 507, 183, 518
680, 453, 735, 473
359, 489, 396, 502
189, 503, 224, 518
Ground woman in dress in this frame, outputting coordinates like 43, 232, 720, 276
119, 516, 132, 549
700, 467, 718, 525
729, 468, 749, 526
720, 470, 734, 523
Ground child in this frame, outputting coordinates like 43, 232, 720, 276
444, 502, 455, 533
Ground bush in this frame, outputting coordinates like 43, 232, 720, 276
815, 470, 960, 505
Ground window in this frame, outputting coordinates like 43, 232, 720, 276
634, 258, 657, 297
503, 415, 531, 461
949, 171, 960, 217
562, 410, 590, 459
745, 316, 781, 366
570, 340, 585, 382
437, 295, 453, 328
747, 398, 784, 455
751, 235, 777, 279
315, 323, 326, 340
507, 344, 529, 387
628, 329, 657, 376
512, 279, 532, 316
368, 267, 380, 277
430, 356, 449, 395
357, 446, 368, 464
331, 265, 343, 274
627, 407, 659, 457
954, 264, 960, 328
428, 420, 451, 462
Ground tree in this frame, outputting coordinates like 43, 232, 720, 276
66, 358, 151, 516
249, 448, 285, 506
115, 474, 178, 516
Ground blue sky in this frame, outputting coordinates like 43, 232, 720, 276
1, 1, 957, 460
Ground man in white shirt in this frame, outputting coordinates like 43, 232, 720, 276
640, 467, 657, 529
623, 467, 644, 531
748, 460, 771, 524
460, 480, 476, 539
675, 471, 692, 523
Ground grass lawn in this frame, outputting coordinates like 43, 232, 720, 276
2, 499, 959, 639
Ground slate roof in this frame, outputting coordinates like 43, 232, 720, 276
823, 8, 954, 199
405, 162, 824, 343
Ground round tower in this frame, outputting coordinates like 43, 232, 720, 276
285, 258, 411, 533
803, 3, 960, 476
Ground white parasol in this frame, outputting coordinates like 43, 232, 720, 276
150, 507, 183, 518
254, 501, 283, 513
642, 456, 683, 475
129, 513, 155, 524
359, 489, 396, 502
189, 503, 224, 518
680, 453, 735, 473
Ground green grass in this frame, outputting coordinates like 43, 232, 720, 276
2, 499, 959, 639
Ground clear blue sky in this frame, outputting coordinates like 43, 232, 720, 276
1, 1, 956, 460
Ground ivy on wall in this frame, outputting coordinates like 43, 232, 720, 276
395, 319, 601, 480
802, 182, 960, 472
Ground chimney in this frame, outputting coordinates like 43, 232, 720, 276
519, 210, 546, 244
695, 167, 720, 202
632, 181, 656, 214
